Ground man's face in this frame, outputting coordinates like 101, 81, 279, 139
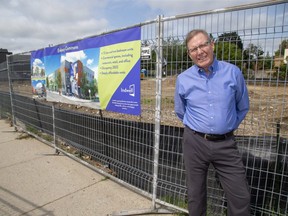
187, 33, 214, 71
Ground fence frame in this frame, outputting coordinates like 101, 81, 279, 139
1, 0, 288, 215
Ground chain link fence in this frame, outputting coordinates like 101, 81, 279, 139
0, 0, 288, 215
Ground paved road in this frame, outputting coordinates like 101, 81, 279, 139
46, 91, 101, 109
0, 118, 176, 216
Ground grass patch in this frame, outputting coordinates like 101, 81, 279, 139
161, 195, 188, 215
26, 125, 53, 142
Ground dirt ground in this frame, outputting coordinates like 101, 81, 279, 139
5, 76, 288, 138
138, 76, 288, 138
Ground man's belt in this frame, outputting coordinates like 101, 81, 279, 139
193, 130, 234, 141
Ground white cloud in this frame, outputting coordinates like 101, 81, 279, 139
35, 82, 43, 89
143, 0, 265, 16
60, 50, 87, 63
87, 58, 94, 66
33, 58, 43, 67
0, 0, 268, 54
0, 0, 109, 53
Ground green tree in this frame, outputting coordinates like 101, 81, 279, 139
242, 43, 264, 78
276, 63, 288, 80
93, 78, 98, 95
35, 67, 40, 76
214, 41, 243, 68
214, 32, 244, 69
162, 36, 190, 74
257, 52, 274, 71
41, 68, 45, 77
46, 77, 49, 89
86, 79, 98, 100
217, 32, 244, 50
56, 70, 62, 94
273, 39, 288, 80
274, 39, 288, 57
141, 37, 191, 77
80, 72, 89, 98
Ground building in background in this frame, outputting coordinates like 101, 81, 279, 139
0, 49, 12, 64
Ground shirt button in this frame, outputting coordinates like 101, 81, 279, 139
209, 104, 212, 107
210, 116, 214, 119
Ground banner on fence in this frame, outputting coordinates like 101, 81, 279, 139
31, 26, 141, 115
31, 49, 46, 97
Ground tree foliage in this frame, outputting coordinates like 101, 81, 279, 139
274, 39, 288, 57
276, 63, 288, 80
273, 39, 288, 80
79, 72, 98, 99
41, 68, 45, 77
217, 32, 244, 50
141, 31, 286, 79
162, 37, 191, 73
46, 77, 49, 88
214, 42, 242, 68
244, 43, 264, 61
56, 69, 62, 90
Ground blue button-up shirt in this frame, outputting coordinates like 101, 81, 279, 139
174, 58, 249, 134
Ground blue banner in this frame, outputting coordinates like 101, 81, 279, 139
30, 26, 141, 116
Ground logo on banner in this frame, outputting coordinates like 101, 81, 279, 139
121, 84, 135, 97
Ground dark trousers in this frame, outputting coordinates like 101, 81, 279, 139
183, 127, 250, 216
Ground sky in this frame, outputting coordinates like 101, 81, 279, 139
1, 0, 268, 54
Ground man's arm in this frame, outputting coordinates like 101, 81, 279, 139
174, 78, 186, 122
235, 72, 250, 128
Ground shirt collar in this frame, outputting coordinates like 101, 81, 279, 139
196, 57, 218, 74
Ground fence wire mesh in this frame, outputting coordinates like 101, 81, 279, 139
0, 1, 288, 215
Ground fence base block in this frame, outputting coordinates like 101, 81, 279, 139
111, 207, 177, 216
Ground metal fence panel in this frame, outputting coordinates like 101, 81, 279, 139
155, 1, 288, 215
0, 1, 287, 215
0, 62, 11, 118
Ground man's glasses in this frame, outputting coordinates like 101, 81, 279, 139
187, 40, 211, 54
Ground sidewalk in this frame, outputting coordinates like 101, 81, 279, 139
0, 118, 176, 216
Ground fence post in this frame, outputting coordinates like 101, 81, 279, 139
152, 14, 164, 209
6, 54, 16, 128
52, 103, 59, 154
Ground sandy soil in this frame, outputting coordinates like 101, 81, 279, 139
5, 77, 288, 138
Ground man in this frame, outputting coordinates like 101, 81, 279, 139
174, 29, 250, 215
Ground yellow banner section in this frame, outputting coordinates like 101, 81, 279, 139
98, 40, 141, 110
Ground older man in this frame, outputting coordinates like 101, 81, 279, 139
174, 29, 250, 216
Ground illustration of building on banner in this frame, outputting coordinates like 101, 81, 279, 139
31, 57, 46, 97
31, 26, 140, 115
47, 59, 97, 98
